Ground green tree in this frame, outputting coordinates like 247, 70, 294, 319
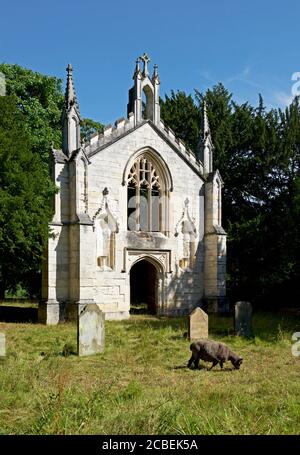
160, 90, 200, 150
161, 84, 300, 308
0, 64, 105, 296
80, 117, 103, 142
0, 63, 64, 163
196, 83, 233, 172
0, 96, 56, 298
0, 63, 104, 154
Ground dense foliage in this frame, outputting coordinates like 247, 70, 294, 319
161, 86, 300, 307
0, 64, 103, 154
0, 64, 103, 297
0, 95, 56, 298
0, 63, 64, 162
81, 117, 103, 142
160, 90, 200, 150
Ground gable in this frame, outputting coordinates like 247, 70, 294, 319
85, 119, 204, 180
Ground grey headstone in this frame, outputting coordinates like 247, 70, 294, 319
77, 304, 105, 356
235, 301, 253, 338
188, 307, 208, 340
0, 333, 5, 357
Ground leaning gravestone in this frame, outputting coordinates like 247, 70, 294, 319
235, 301, 253, 338
77, 304, 105, 356
188, 307, 208, 341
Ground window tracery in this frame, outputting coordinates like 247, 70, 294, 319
127, 155, 162, 232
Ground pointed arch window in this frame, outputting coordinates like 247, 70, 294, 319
142, 85, 154, 121
127, 155, 164, 232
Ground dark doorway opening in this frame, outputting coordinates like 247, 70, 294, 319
130, 260, 157, 314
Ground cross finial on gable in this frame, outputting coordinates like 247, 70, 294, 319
139, 52, 150, 76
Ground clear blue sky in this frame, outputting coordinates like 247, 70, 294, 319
1, 0, 299, 124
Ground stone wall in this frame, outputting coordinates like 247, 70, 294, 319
41, 120, 226, 323
86, 122, 205, 318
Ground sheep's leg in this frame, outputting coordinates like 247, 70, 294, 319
194, 356, 200, 369
208, 359, 219, 370
187, 355, 194, 368
220, 361, 224, 369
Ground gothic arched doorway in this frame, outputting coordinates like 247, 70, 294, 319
130, 259, 158, 314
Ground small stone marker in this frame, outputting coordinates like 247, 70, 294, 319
0, 333, 5, 357
77, 304, 105, 356
188, 307, 208, 341
235, 301, 253, 338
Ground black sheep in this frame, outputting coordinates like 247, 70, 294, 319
188, 339, 243, 370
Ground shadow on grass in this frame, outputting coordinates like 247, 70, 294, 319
0, 305, 38, 323
123, 311, 300, 343
172, 364, 189, 370
170, 334, 187, 340
124, 313, 234, 337
130, 308, 152, 315
251, 312, 300, 342
124, 315, 188, 333
190, 366, 235, 372
170, 363, 235, 372
40, 343, 78, 358
209, 366, 237, 372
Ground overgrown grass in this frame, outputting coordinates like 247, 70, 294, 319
0, 311, 300, 434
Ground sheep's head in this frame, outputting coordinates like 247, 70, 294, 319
232, 358, 243, 369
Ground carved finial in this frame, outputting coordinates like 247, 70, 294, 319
197, 99, 214, 174
103, 187, 109, 196
133, 59, 141, 78
202, 100, 210, 137
184, 198, 189, 207
139, 53, 150, 76
198, 100, 212, 150
65, 63, 80, 113
152, 63, 160, 84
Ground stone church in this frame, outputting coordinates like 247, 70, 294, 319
39, 54, 227, 325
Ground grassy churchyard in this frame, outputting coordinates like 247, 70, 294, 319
0, 306, 300, 435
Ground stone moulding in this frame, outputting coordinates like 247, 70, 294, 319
123, 248, 172, 273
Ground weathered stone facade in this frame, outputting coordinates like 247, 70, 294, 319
39, 55, 227, 324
